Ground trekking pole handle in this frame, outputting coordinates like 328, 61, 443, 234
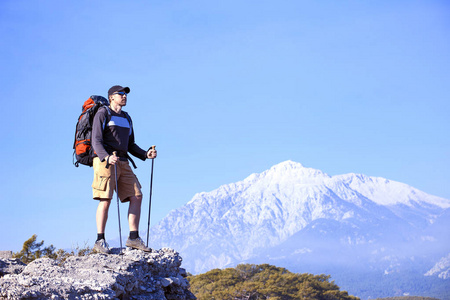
112, 151, 118, 163
149, 145, 156, 159
106, 151, 118, 169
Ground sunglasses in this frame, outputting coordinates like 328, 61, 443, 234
113, 91, 127, 96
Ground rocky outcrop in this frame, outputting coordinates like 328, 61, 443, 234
0, 248, 196, 300
0, 252, 13, 260
0, 259, 25, 278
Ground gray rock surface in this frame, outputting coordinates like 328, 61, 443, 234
0, 253, 12, 260
0, 259, 25, 277
0, 247, 196, 300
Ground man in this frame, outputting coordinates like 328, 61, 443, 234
91, 85, 157, 254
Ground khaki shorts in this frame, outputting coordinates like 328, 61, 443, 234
92, 157, 142, 202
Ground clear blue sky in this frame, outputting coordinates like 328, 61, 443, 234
1, 0, 449, 252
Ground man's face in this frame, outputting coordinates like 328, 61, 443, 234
110, 91, 127, 106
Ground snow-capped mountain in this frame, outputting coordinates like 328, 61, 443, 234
149, 161, 450, 298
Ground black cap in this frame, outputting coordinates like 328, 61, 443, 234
108, 85, 130, 96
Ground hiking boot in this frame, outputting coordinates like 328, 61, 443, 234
93, 239, 110, 254
125, 237, 152, 252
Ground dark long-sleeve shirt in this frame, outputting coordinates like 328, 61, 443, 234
92, 106, 147, 162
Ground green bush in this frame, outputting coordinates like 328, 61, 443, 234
188, 263, 359, 300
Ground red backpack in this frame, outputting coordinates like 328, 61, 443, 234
73, 95, 109, 167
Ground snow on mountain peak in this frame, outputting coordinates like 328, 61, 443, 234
251, 160, 331, 184
188, 160, 330, 205
335, 173, 450, 209
187, 160, 449, 210
271, 160, 305, 169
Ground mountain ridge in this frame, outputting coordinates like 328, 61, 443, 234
149, 160, 450, 298
189, 160, 449, 210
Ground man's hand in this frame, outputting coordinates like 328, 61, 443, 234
108, 153, 118, 165
147, 148, 157, 159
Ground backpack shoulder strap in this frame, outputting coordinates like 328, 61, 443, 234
122, 111, 132, 126
121, 110, 137, 169
103, 106, 112, 131
121, 110, 133, 136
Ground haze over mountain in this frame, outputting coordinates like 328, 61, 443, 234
149, 161, 450, 298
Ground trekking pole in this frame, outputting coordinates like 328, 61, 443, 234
146, 145, 156, 247
113, 151, 123, 254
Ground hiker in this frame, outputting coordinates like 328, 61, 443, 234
91, 85, 157, 254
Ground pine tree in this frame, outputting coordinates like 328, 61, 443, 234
13, 234, 57, 264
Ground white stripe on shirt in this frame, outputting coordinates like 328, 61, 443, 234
107, 115, 132, 135
107, 116, 130, 128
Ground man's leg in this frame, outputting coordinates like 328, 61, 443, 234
118, 162, 150, 251
96, 199, 111, 235
128, 195, 142, 232
93, 199, 111, 253
126, 195, 151, 251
